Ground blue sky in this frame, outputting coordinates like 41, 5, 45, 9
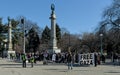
0, 0, 112, 34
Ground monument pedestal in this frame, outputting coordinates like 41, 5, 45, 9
48, 48, 61, 53
7, 51, 15, 60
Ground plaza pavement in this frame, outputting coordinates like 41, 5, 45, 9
0, 58, 120, 75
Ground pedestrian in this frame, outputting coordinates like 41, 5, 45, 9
21, 53, 26, 68
101, 54, 105, 63
52, 53, 56, 63
94, 53, 97, 67
43, 50, 48, 65
30, 55, 34, 68
67, 52, 73, 70
97, 53, 101, 65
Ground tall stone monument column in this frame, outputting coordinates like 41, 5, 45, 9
7, 17, 15, 59
49, 4, 61, 53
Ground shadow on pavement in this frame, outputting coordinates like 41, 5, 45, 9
0, 64, 22, 66
73, 70, 91, 71
104, 72, 120, 73
43, 68, 68, 72
101, 61, 120, 66
2, 66, 22, 68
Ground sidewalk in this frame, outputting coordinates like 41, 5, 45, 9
0, 58, 120, 75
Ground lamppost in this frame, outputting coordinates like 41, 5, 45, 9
21, 18, 25, 54
100, 33, 103, 55
68, 32, 71, 52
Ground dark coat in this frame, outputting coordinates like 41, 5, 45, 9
67, 54, 72, 63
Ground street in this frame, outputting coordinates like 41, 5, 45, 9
0, 58, 120, 75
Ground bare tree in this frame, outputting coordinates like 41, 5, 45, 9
98, 0, 120, 54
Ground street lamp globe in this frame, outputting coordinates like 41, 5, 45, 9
100, 33, 103, 37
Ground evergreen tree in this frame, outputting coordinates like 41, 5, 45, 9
41, 26, 50, 44
56, 24, 61, 45
27, 27, 40, 53
0, 18, 5, 51
11, 19, 20, 50
0, 18, 8, 56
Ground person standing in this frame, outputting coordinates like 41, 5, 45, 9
43, 50, 48, 65
52, 53, 56, 63
94, 53, 97, 67
30, 55, 34, 68
97, 53, 101, 65
21, 53, 26, 68
67, 52, 73, 70
101, 54, 105, 63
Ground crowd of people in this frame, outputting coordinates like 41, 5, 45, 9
15, 51, 79, 69
2, 51, 119, 69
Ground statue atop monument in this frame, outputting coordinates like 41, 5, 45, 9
8, 16, 11, 22
51, 4, 55, 11
51, 4, 55, 14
